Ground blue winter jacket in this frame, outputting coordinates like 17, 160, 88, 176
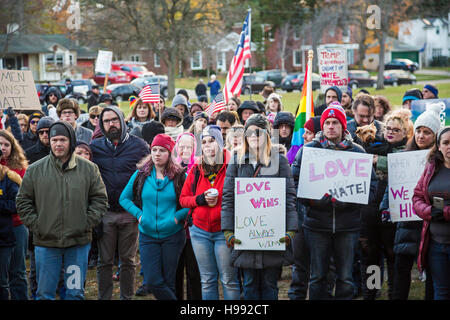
119, 168, 189, 239
90, 106, 149, 212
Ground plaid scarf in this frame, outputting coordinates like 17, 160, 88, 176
313, 130, 353, 150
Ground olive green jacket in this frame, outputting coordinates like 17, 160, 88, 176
16, 152, 108, 248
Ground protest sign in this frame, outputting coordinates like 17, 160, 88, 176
318, 47, 348, 93
411, 98, 449, 127
387, 150, 427, 222
95, 50, 113, 74
298, 147, 373, 204
0, 70, 41, 110
234, 178, 286, 251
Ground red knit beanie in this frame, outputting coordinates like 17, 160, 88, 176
151, 133, 175, 153
320, 102, 347, 131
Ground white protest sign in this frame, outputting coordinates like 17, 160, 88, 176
298, 147, 373, 204
95, 50, 113, 74
318, 47, 348, 93
234, 178, 286, 251
388, 150, 427, 222
0, 70, 41, 110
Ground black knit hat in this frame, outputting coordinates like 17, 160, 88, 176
402, 88, 423, 103
244, 113, 270, 131
141, 121, 165, 145
36, 116, 56, 132
49, 121, 76, 154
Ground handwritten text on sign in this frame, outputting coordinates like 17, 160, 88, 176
95, 50, 113, 74
318, 48, 348, 93
0, 70, 41, 110
298, 147, 373, 204
388, 150, 427, 222
235, 178, 286, 251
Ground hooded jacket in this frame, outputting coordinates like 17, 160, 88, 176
42, 87, 62, 116
161, 108, 184, 141
16, 121, 108, 248
272, 111, 295, 152
0, 169, 21, 247
90, 106, 150, 212
237, 101, 260, 125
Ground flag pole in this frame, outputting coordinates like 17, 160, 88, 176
306, 50, 314, 118
248, 8, 252, 101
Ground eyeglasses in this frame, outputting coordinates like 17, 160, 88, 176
385, 126, 402, 134
61, 110, 75, 116
38, 130, 49, 135
90, 114, 100, 119
103, 117, 120, 125
30, 120, 40, 125
246, 128, 267, 137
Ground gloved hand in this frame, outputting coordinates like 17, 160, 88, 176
381, 210, 392, 223
279, 231, 295, 247
431, 207, 445, 222
310, 193, 332, 208
224, 230, 241, 248
6, 107, 15, 118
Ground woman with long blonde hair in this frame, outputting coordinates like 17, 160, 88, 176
0, 130, 28, 300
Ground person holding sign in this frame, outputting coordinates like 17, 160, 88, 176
380, 103, 441, 300
179, 125, 240, 300
292, 102, 377, 300
221, 114, 298, 300
413, 126, 450, 300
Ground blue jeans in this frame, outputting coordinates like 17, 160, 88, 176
428, 240, 450, 300
0, 246, 13, 300
35, 244, 90, 300
8, 224, 28, 300
242, 267, 280, 300
189, 225, 240, 300
304, 229, 359, 300
139, 230, 185, 300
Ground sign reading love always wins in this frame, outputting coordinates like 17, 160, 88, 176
234, 178, 286, 251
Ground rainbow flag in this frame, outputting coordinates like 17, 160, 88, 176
286, 54, 314, 164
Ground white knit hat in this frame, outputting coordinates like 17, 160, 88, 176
413, 103, 442, 134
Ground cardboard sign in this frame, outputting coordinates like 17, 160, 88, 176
298, 147, 373, 204
411, 98, 449, 127
234, 178, 286, 251
0, 70, 41, 110
95, 50, 113, 74
388, 150, 427, 222
318, 47, 348, 93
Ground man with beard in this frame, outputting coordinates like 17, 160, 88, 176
90, 106, 149, 300
25, 117, 55, 164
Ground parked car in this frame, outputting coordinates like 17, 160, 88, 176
92, 71, 130, 85
50, 83, 88, 105
131, 75, 168, 98
106, 83, 141, 103
111, 62, 154, 80
379, 70, 417, 86
281, 72, 321, 92
348, 70, 376, 89
255, 69, 286, 88
55, 79, 97, 96
241, 74, 275, 95
385, 59, 419, 73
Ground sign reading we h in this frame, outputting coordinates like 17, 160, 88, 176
298, 147, 373, 205
0, 70, 41, 110
234, 178, 286, 251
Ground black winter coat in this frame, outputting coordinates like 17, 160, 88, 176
25, 141, 51, 165
0, 172, 20, 247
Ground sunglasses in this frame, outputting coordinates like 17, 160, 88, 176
90, 114, 100, 119
38, 130, 49, 135
245, 128, 267, 137
30, 120, 40, 125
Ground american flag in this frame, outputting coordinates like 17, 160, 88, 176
139, 83, 160, 103
223, 10, 251, 103
204, 91, 226, 116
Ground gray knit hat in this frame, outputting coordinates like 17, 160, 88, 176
171, 94, 188, 109
201, 125, 224, 150
244, 113, 270, 131
414, 103, 442, 134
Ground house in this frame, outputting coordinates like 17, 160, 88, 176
0, 34, 96, 82
398, 14, 450, 67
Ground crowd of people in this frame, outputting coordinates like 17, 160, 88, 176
0, 80, 449, 301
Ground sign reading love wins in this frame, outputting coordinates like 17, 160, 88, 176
298, 147, 373, 204
388, 150, 427, 222
234, 178, 286, 251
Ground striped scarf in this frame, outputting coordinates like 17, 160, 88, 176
313, 130, 353, 150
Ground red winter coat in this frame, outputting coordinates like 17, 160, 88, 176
413, 160, 450, 272
180, 150, 230, 233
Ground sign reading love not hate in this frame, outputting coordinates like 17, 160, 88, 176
388, 150, 427, 222
234, 178, 286, 251
298, 147, 373, 204
0, 70, 41, 110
